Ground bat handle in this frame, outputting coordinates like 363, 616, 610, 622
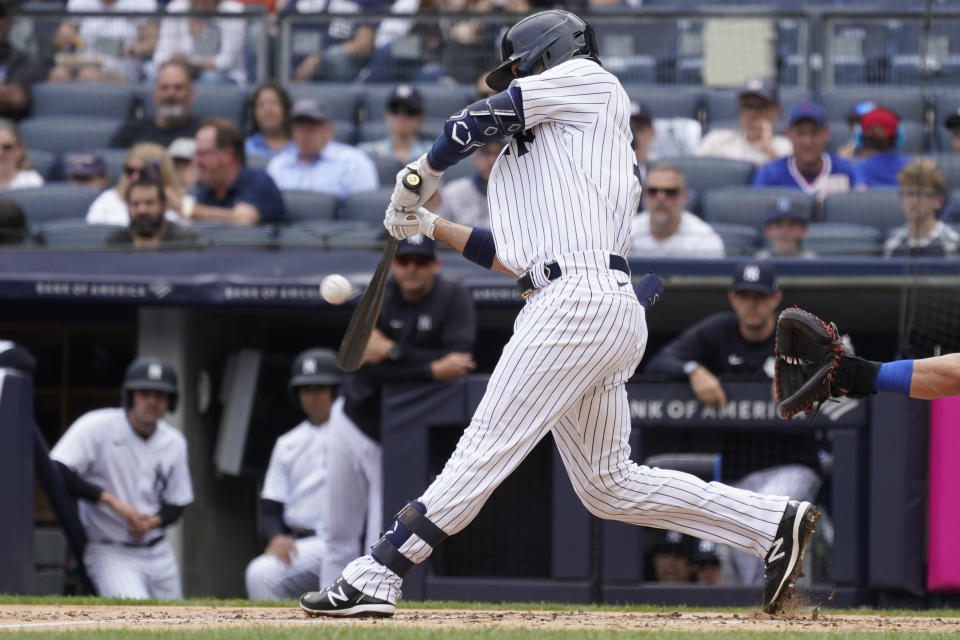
402, 171, 422, 193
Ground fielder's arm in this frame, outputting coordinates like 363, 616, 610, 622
905, 353, 960, 399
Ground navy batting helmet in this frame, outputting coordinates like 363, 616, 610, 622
122, 357, 179, 412
288, 348, 341, 406
485, 10, 601, 92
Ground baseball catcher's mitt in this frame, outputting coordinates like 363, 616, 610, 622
774, 307, 880, 419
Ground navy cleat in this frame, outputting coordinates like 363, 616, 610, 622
762, 500, 819, 615
300, 577, 396, 618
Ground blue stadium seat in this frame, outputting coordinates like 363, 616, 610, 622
440, 156, 476, 184
95, 148, 131, 184
332, 120, 357, 145
933, 90, 960, 132
819, 86, 928, 123
194, 223, 278, 247
280, 190, 340, 224
603, 56, 656, 84
703, 86, 812, 126
821, 190, 903, 233
804, 222, 883, 256
367, 155, 404, 187
359, 84, 474, 123
701, 187, 815, 228
357, 119, 444, 144
925, 153, 960, 192
7, 184, 102, 225
710, 222, 759, 256
30, 83, 138, 120
621, 85, 702, 120
20, 117, 120, 155
140, 84, 249, 125
325, 227, 386, 249
28, 150, 56, 181
286, 83, 361, 124
651, 157, 755, 192
280, 220, 369, 248
33, 221, 117, 248
341, 188, 392, 226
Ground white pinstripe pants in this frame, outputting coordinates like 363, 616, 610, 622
343, 254, 789, 603
84, 539, 182, 599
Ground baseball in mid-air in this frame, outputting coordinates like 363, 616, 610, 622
320, 274, 352, 305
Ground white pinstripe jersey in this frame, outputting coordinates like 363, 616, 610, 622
487, 58, 642, 274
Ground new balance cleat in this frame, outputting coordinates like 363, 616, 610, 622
762, 500, 819, 615
300, 577, 396, 618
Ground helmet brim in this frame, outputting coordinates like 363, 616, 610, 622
125, 381, 178, 395
485, 57, 519, 93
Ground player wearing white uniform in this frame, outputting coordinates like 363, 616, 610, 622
246, 349, 381, 600
301, 10, 817, 618
50, 358, 193, 599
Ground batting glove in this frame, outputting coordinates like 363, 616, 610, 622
384, 207, 438, 240
391, 153, 442, 212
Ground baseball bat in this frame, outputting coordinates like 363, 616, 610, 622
336, 171, 422, 372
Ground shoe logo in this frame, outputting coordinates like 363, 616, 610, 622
768, 537, 786, 563
327, 585, 349, 607
728, 354, 744, 366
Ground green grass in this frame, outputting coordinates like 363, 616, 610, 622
6, 631, 960, 640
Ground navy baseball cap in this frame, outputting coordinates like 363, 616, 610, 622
945, 107, 960, 130
764, 197, 810, 225
291, 98, 331, 123
387, 84, 424, 114
731, 261, 778, 295
788, 100, 827, 127
396, 234, 436, 259
738, 77, 779, 105
65, 152, 106, 178
630, 100, 653, 125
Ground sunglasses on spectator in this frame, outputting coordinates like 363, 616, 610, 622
646, 187, 681, 197
388, 104, 422, 117
394, 254, 433, 267
124, 165, 145, 176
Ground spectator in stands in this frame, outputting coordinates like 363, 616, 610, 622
836, 100, 876, 159
752, 101, 861, 200
286, 0, 387, 83
648, 530, 695, 583
151, 0, 247, 85
245, 81, 294, 159
755, 197, 815, 259
692, 540, 724, 585
0, 197, 26, 245
434, 140, 502, 228
645, 262, 781, 408
885, 159, 959, 258
107, 177, 198, 248
629, 164, 725, 259
266, 99, 378, 199
0, 119, 43, 191
0, 1, 48, 119
944, 108, 960, 154
168, 137, 197, 190
110, 60, 199, 149
181, 117, 286, 225
65, 152, 109, 190
852, 107, 910, 188
49, 0, 157, 83
358, 84, 432, 163
697, 78, 792, 166
630, 101, 655, 180
87, 142, 183, 225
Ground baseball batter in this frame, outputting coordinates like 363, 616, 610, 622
301, 10, 816, 618
245, 349, 382, 600
50, 358, 193, 599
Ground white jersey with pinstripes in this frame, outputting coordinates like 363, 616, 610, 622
339, 57, 790, 605
487, 58, 641, 274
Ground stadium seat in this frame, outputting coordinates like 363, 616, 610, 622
368, 155, 404, 187
194, 223, 278, 248
650, 157, 755, 192
96, 148, 131, 184
933, 91, 960, 134
140, 84, 249, 125
710, 222, 759, 256
7, 184, 102, 225
359, 84, 474, 122
20, 117, 120, 155
28, 150, 56, 181
804, 222, 883, 257
703, 86, 812, 126
341, 188, 392, 226
280, 190, 340, 224
924, 154, 960, 192
357, 118, 445, 143
701, 187, 815, 228
332, 120, 357, 145
440, 157, 476, 184
286, 83, 361, 124
821, 190, 904, 233
819, 86, 928, 123
603, 55, 656, 84
246, 154, 270, 172
33, 221, 117, 248
280, 220, 369, 248
621, 85, 702, 120
825, 120, 927, 155
30, 83, 138, 120
325, 227, 386, 249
